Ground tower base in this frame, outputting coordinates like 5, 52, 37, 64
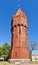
8, 59, 30, 64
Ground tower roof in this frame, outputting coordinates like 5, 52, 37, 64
15, 8, 25, 16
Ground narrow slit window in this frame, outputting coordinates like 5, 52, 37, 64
15, 52, 17, 57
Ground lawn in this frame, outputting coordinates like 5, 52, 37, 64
31, 61, 38, 64
0, 61, 14, 65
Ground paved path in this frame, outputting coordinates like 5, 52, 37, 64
11, 63, 38, 65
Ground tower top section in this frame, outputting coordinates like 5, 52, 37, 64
12, 8, 28, 27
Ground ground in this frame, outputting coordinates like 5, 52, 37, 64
0, 62, 12, 65
0, 61, 38, 65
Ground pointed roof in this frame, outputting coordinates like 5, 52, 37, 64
15, 8, 25, 16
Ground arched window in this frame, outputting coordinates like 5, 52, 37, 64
14, 25, 17, 27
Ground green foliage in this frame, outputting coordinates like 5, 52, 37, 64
0, 43, 10, 58
0, 47, 2, 57
0, 61, 11, 65
29, 52, 32, 61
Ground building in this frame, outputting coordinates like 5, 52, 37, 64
32, 54, 38, 61
9, 9, 30, 64
32, 50, 38, 61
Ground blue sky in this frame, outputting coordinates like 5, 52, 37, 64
0, 0, 38, 50
32, 50, 38, 54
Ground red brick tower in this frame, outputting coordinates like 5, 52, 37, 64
9, 9, 30, 63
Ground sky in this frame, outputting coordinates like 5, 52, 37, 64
0, 0, 38, 53
32, 50, 38, 54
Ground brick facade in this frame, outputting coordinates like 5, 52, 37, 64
9, 9, 30, 59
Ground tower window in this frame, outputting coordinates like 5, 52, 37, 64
14, 25, 17, 27
21, 24, 23, 26
17, 24, 20, 26
15, 52, 17, 57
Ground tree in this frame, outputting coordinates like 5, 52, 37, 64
29, 41, 38, 61
1, 43, 10, 60
0, 47, 2, 57
29, 41, 38, 52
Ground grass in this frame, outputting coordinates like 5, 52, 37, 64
31, 61, 38, 64
0, 61, 14, 65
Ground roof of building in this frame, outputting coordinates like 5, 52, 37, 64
32, 54, 38, 56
